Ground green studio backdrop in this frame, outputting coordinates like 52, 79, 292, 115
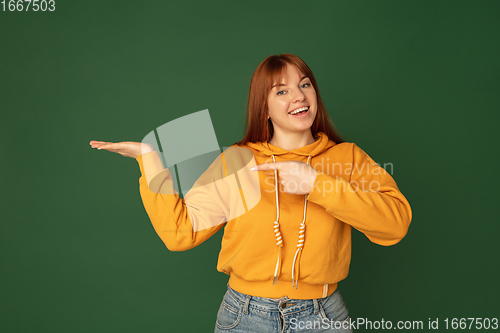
1, 1, 499, 332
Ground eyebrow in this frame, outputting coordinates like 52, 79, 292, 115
272, 75, 309, 88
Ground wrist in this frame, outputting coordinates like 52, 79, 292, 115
137, 143, 155, 158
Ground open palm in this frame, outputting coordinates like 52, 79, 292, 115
89, 140, 154, 159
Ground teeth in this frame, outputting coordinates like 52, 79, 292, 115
289, 107, 309, 115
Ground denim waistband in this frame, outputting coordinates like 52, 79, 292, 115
225, 283, 321, 315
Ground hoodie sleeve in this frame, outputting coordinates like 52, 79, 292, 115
136, 151, 227, 251
306, 143, 412, 246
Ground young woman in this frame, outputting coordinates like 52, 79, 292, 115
90, 54, 412, 332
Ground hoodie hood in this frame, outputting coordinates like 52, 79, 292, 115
246, 132, 336, 158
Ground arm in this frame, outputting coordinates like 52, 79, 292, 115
136, 151, 227, 251
307, 143, 412, 246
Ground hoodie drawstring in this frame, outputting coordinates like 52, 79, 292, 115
271, 154, 312, 289
291, 155, 311, 289
272, 155, 283, 284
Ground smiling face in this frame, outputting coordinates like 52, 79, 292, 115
266, 64, 318, 139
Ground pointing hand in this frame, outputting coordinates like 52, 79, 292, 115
251, 161, 318, 195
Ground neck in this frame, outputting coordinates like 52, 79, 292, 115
269, 129, 316, 151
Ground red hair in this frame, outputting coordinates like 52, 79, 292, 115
236, 54, 344, 145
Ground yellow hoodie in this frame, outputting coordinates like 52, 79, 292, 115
135, 132, 412, 299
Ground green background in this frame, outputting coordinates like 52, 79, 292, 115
1, 1, 499, 332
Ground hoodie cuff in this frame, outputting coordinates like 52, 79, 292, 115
306, 171, 348, 210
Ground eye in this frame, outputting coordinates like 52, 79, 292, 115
301, 82, 311, 88
277, 90, 286, 95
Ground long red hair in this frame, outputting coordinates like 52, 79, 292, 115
236, 54, 344, 145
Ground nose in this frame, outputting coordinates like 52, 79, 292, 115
292, 88, 305, 103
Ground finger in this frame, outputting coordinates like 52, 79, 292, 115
93, 143, 118, 151
90, 140, 112, 146
251, 161, 287, 171
90, 141, 108, 148
100, 144, 122, 151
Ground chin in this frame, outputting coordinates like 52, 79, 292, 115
295, 123, 315, 132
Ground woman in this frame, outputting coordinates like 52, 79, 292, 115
90, 54, 412, 332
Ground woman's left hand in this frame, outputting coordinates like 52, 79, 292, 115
251, 161, 318, 195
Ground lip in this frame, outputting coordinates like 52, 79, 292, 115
288, 106, 310, 117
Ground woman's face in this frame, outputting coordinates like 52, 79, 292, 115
266, 64, 317, 136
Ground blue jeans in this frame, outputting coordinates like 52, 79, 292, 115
214, 284, 353, 332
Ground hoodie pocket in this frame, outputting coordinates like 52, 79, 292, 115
215, 297, 242, 330
318, 290, 350, 324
